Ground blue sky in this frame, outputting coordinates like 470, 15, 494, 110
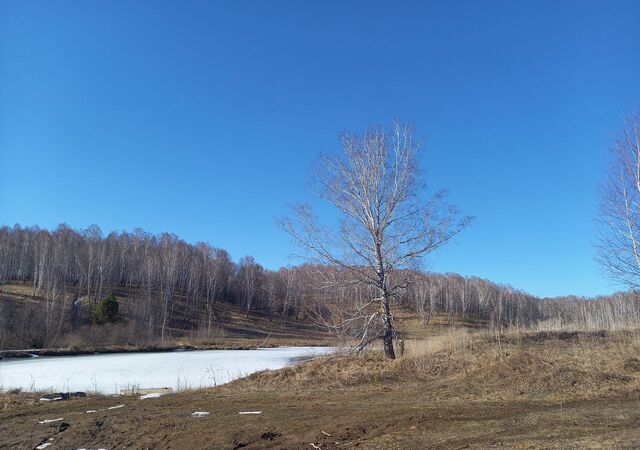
1, 1, 639, 297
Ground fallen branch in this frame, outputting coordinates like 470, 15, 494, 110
255, 333, 272, 349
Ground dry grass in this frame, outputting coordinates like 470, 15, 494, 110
512, 317, 640, 333
0, 283, 36, 297
236, 327, 640, 404
401, 327, 475, 356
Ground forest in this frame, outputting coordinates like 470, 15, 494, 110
1, 223, 638, 351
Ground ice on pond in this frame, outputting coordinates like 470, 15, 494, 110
0, 347, 332, 394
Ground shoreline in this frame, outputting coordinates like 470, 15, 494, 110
0, 340, 334, 360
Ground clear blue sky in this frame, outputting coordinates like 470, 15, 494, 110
1, 1, 639, 298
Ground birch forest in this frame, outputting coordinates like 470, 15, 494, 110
1, 223, 638, 351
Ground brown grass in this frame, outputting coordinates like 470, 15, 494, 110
0, 283, 37, 298
235, 328, 640, 403
512, 317, 640, 333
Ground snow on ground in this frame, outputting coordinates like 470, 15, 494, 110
139, 392, 164, 399
0, 347, 332, 394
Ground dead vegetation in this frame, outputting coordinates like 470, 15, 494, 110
236, 327, 640, 404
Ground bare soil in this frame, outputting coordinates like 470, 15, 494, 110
2, 384, 640, 449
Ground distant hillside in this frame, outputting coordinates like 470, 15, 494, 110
1, 224, 639, 351
0, 282, 331, 351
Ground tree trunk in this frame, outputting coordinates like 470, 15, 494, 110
376, 249, 395, 359
381, 291, 395, 359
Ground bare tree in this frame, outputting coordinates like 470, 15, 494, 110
412, 272, 440, 326
281, 119, 472, 358
159, 233, 180, 344
597, 114, 640, 288
238, 256, 263, 318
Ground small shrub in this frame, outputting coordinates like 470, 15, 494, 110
91, 292, 119, 325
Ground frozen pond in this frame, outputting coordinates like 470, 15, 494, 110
0, 347, 332, 394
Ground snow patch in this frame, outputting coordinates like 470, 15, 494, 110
38, 418, 63, 424
139, 393, 164, 399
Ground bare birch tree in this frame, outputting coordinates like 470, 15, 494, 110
239, 256, 263, 318
281, 119, 472, 358
596, 114, 640, 288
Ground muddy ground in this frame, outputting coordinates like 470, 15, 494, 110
1, 383, 639, 449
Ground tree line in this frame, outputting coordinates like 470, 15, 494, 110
1, 223, 637, 351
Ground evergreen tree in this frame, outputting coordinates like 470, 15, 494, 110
91, 291, 119, 325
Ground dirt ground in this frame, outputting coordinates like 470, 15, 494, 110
1, 383, 639, 449
2, 329, 640, 449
